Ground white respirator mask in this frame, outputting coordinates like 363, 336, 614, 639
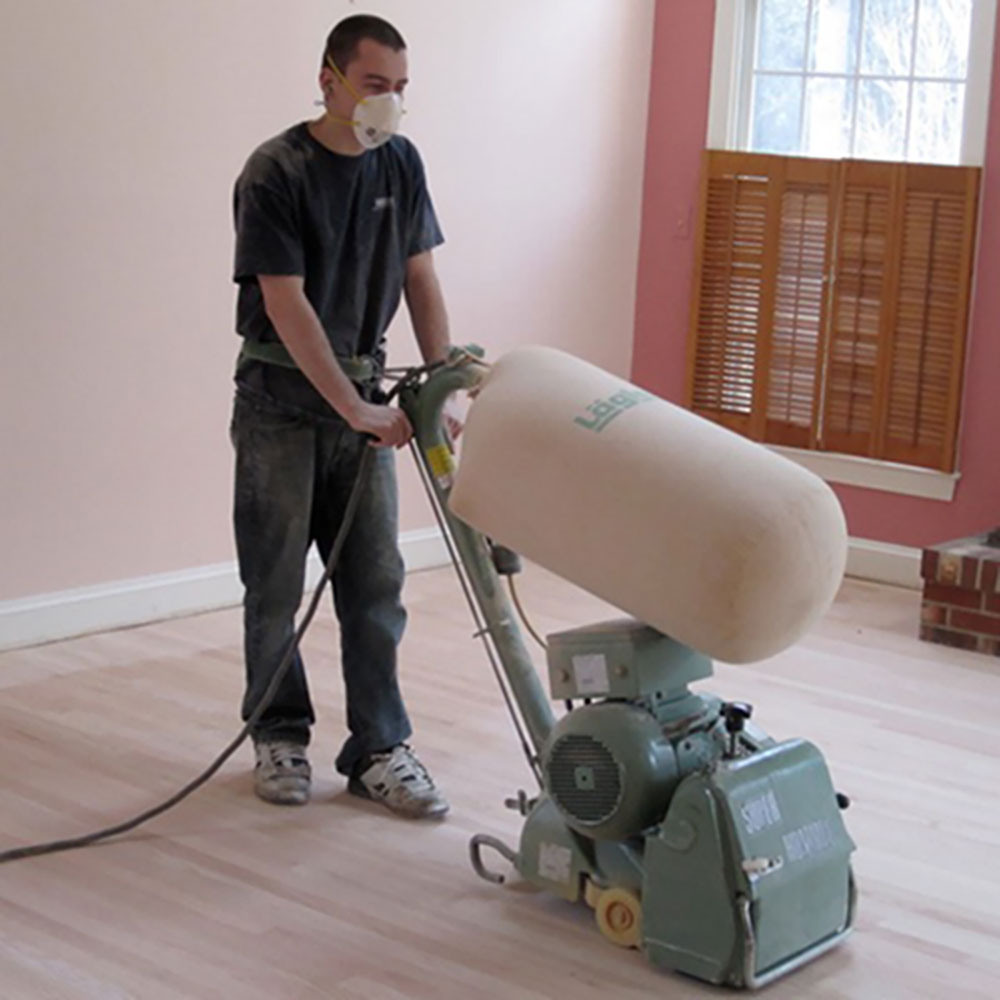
324, 57, 404, 150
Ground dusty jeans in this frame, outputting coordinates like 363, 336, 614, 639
230, 365, 410, 776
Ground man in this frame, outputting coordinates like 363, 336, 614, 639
230, 14, 450, 818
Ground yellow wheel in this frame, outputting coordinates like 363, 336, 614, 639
594, 887, 642, 949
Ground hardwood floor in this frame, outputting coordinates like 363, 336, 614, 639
1, 566, 998, 999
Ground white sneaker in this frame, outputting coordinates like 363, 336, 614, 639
253, 740, 311, 806
349, 745, 449, 819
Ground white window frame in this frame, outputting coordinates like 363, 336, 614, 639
704, 0, 997, 500
709, 0, 998, 165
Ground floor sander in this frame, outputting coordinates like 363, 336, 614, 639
0, 344, 855, 990
399, 345, 855, 990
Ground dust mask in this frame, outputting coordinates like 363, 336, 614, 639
325, 58, 404, 150
351, 92, 404, 150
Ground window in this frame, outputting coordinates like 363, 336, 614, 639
712, 0, 998, 164
691, 0, 996, 484
750, 0, 977, 163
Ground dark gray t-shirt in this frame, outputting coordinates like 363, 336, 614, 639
232, 124, 444, 364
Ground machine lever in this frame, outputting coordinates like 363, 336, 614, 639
504, 789, 535, 816
721, 702, 754, 758
470, 834, 518, 885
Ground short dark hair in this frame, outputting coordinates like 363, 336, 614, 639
322, 14, 406, 71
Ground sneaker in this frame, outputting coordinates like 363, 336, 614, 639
348, 744, 449, 819
253, 740, 311, 806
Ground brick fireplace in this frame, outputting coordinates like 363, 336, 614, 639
920, 530, 1000, 657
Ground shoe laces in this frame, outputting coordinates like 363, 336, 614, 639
375, 744, 435, 789
257, 741, 309, 771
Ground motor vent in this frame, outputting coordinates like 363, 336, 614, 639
547, 733, 623, 825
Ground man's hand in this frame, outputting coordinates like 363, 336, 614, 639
346, 400, 413, 448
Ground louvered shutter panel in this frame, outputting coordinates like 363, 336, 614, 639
687, 153, 978, 473
878, 164, 978, 471
820, 161, 896, 458
765, 158, 837, 448
687, 152, 775, 435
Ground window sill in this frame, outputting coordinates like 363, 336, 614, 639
767, 446, 959, 501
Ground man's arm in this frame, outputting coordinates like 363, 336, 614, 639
404, 250, 450, 364
258, 274, 412, 447
403, 250, 466, 438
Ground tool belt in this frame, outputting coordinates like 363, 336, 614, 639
238, 339, 380, 383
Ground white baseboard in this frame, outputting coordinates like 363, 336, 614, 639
846, 538, 922, 590
0, 530, 920, 652
0, 528, 450, 653
389, 527, 450, 575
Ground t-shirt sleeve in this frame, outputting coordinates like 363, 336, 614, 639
406, 145, 445, 258
232, 154, 304, 282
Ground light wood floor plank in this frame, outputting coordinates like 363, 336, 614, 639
2, 567, 999, 998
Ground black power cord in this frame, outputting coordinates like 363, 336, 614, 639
0, 446, 373, 864
0, 362, 443, 865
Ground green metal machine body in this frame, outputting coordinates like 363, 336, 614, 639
398, 351, 855, 990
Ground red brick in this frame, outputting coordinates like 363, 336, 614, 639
923, 627, 979, 651
977, 636, 1000, 657
921, 549, 939, 581
961, 556, 981, 590
921, 602, 947, 625
937, 553, 962, 585
983, 560, 1000, 594
950, 609, 1000, 637
986, 594, 1000, 615
923, 583, 982, 609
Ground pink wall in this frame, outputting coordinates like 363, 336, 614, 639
633, 0, 1000, 549
0, 0, 654, 605
632, 0, 716, 406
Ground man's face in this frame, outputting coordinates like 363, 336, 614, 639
321, 38, 409, 121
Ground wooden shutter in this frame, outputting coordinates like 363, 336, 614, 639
687, 152, 836, 443
820, 161, 897, 458
766, 158, 837, 448
878, 165, 979, 471
687, 151, 979, 473
686, 152, 776, 436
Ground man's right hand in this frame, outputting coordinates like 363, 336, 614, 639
256, 276, 414, 448
346, 400, 413, 448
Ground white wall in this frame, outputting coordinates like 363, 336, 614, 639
0, 1, 654, 615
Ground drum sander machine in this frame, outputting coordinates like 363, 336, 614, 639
399, 345, 855, 990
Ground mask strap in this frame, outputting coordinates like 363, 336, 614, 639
325, 57, 366, 105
